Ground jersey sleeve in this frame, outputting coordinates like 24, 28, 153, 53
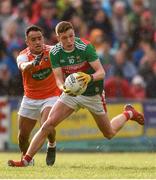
85, 44, 99, 62
49, 49, 61, 68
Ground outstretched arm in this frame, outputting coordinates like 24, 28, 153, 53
17, 53, 44, 72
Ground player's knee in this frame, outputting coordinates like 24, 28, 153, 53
41, 123, 55, 135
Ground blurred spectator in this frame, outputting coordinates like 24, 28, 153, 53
0, 37, 11, 95
89, 8, 113, 41
89, 28, 104, 51
56, 0, 71, 18
101, 0, 112, 17
7, 42, 23, 96
139, 10, 155, 43
29, 0, 49, 24
0, 0, 12, 32
118, 40, 130, 53
35, 2, 59, 44
112, 39, 132, 57
145, 62, 156, 98
139, 39, 156, 81
104, 67, 134, 99
61, 0, 93, 22
9, 2, 30, 43
7, 42, 21, 77
95, 37, 114, 77
127, 0, 145, 49
132, 47, 144, 67
1, 18, 23, 48
131, 74, 146, 99
107, 49, 138, 81
112, 1, 129, 43
69, 14, 89, 38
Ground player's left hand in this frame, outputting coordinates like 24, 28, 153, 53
76, 72, 93, 86
32, 52, 44, 66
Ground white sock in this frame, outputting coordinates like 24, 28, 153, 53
47, 141, 56, 148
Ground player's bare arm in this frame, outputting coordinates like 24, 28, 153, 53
89, 59, 105, 81
18, 53, 44, 72
52, 67, 65, 91
52, 67, 75, 96
77, 59, 105, 86
20, 61, 34, 72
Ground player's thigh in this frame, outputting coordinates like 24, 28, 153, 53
18, 115, 37, 136
45, 101, 74, 127
40, 96, 59, 125
90, 112, 113, 135
40, 107, 51, 125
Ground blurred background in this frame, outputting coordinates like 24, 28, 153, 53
0, 0, 156, 152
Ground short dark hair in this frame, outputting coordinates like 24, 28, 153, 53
25, 25, 43, 37
55, 21, 73, 36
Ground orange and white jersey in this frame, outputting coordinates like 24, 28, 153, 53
17, 44, 61, 99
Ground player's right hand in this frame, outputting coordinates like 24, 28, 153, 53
62, 85, 76, 96
32, 52, 44, 66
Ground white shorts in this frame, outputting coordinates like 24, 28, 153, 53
59, 93, 107, 115
18, 96, 59, 120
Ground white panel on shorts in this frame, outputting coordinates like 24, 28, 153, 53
18, 96, 59, 120
59, 93, 106, 115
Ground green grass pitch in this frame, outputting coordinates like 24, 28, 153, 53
0, 152, 156, 179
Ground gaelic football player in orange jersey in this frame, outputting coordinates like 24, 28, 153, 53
8, 22, 144, 167
10, 25, 60, 166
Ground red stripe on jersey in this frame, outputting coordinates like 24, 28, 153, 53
80, 38, 90, 45
62, 61, 90, 75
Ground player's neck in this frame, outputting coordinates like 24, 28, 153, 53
61, 44, 75, 53
63, 48, 75, 53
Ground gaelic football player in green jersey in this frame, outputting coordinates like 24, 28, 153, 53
8, 21, 144, 167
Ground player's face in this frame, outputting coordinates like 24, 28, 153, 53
58, 29, 75, 51
26, 31, 44, 54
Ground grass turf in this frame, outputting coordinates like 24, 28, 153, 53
1, 152, 156, 179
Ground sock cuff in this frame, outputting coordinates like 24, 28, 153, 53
24, 154, 32, 163
123, 111, 130, 120
47, 141, 56, 148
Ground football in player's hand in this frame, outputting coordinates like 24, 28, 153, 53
64, 73, 87, 95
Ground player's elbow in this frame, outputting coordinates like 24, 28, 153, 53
102, 69, 105, 78
99, 68, 105, 79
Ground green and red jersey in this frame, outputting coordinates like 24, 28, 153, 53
49, 37, 104, 96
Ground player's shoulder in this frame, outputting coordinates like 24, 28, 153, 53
18, 47, 30, 59
19, 47, 29, 55
50, 43, 62, 56
44, 44, 53, 51
75, 37, 91, 51
16, 49, 28, 63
